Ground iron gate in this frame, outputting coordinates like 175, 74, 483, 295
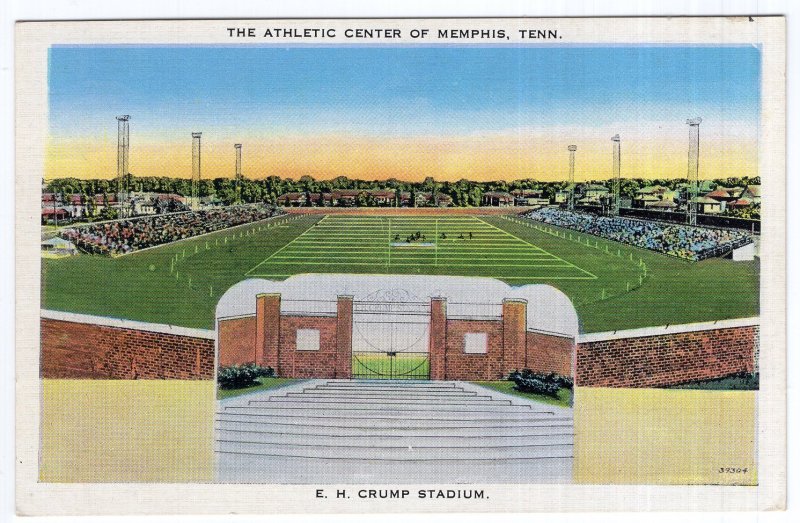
351, 290, 430, 380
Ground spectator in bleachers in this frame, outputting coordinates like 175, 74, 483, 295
523, 208, 753, 261
61, 204, 283, 256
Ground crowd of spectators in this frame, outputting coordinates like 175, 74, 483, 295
61, 204, 284, 256
523, 208, 753, 261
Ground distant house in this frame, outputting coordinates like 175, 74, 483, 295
554, 190, 570, 204
41, 237, 77, 256
512, 189, 549, 206
633, 185, 677, 208
740, 185, 761, 205
648, 200, 678, 211
94, 193, 117, 206
482, 191, 514, 206
434, 193, 453, 207
691, 196, 724, 214
277, 192, 307, 206
370, 190, 396, 205
331, 190, 360, 206
633, 194, 661, 208
307, 193, 333, 206
705, 188, 737, 207
578, 184, 609, 204
40, 207, 71, 224
152, 193, 188, 213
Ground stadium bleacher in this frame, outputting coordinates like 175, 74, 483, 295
522, 208, 753, 261
61, 204, 284, 256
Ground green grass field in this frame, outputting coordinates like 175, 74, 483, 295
41, 212, 759, 333
216, 377, 300, 400
473, 380, 573, 408
352, 353, 430, 379
247, 215, 596, 280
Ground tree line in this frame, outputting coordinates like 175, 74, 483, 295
44, 174, 761, 207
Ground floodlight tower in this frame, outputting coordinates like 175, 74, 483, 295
116, 115, 130, 217
191, 132, 202, 210
567, 145, 577, 211
234, 143, 242, 204
611, 134, 621, 216
686, 117, 702, 226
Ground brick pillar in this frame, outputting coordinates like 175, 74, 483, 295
255, 293, 281, 372
336, 295, 353, 378
429, 297, 447, 380
502, 299, 527, 377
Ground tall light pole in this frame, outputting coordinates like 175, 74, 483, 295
567, 145, 577, 211
191, 132, 202, 210
686, 117, 702, 226
116, 115, 130, 217
611, 134, 621, 216
234, 143, 242, 204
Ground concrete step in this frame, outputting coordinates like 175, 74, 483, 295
215, 453, 573, 483
295, 389, 484, 398
225, 403, 540, 415
262, 396, 512, 406
215, 428, 574, 448
215, 440, 573, 461
217, 410, 572, 428
310, 385, 465, 394
215, 419, 575, 437
324, 379, 452, 385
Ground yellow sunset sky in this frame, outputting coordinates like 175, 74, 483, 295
46, 45, 760, 182
45, 126, 757, 182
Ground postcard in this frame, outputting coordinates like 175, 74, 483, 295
15, 16, 785, 514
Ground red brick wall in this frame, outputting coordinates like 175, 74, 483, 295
444, 319, 504, 381
576, 325, 759, 388
41, 318, 214, 380
526, 331, 574, 376
429, 298, 447, 380
278, 316, 340, 378
217, 316, 256, 367
502, 301, 527, 371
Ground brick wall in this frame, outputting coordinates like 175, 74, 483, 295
217, 294, 578, 381
576, 322, 759, 388
443, 319, 504, 381
217, 316, 256, 367
278, 316, 339, 378
219, 295, 353, 379
41, 314, 214, 380
526, 331, 574, 376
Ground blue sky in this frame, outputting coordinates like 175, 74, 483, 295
48, 45, 760, 138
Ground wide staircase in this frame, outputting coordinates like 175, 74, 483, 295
215, 379, 574, 483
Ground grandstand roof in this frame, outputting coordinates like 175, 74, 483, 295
649, 200, 677, 208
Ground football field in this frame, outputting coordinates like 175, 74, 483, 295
246, 215, 596, 280
41, 211, 759, 332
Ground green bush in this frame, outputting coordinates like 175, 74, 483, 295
668, 371, 759, 391
217, 363, 275, 390
507, 369, 572, 397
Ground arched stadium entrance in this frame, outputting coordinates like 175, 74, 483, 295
215, 274, 579, 382
351, 289, 430, 379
